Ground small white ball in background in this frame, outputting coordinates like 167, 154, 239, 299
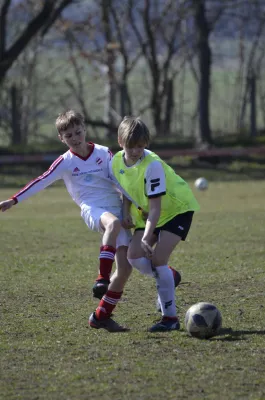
194, 177, 208, 191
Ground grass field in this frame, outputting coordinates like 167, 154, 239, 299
1, 179, 265, 400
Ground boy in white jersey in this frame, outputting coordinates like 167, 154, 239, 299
0, 110, 132, 332
109, 116, 200, 332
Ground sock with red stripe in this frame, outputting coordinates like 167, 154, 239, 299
155, 265, 176, 317
168, 266, 179, 283
97, 245, 116, 282
95, 290, 123, 320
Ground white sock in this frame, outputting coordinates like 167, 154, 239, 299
128, 257, 153, 276
155, 265, 176, 318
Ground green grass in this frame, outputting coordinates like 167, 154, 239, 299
1, 180, 265, 400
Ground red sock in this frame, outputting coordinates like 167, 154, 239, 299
95, 290, 123, 320
162, 316, 179, 321
169, 266, 178, 278
97, 245, 116, 281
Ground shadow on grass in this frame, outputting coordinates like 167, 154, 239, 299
213, 327, 265, 341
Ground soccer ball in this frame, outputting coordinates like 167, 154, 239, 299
185, 302, 222, 339
194, 177, 208, 191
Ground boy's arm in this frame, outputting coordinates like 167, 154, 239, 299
121, 195, 135, 229
141, 160, 165, 257
141, 196, 161, 257
0, 156, 65, 211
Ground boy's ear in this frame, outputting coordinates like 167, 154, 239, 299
58, 134, 65, 144
118, 138, 123, 148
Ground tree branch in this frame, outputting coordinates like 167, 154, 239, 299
0, 0, 73, 85
0, 0, 11, 60
41, 0, 73, 37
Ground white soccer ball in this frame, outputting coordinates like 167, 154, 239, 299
185, 302, 222, 339
194, 177, 208, 191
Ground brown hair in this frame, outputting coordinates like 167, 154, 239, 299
118, 116, 150, 147
55, 110, 85, 134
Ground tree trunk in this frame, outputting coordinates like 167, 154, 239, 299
120, 81, 132, 117
102, 0, 117, 137
163, 78, 174, 135
11, 85, 23, 146
249, 73, 257, 138
194, 0, 213, 146
151, 89, 162, 136
106, 51, 117, 136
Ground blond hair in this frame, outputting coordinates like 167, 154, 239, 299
55, 110, 85, 134
118, 116, 150, 147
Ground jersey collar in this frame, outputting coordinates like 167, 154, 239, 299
70, 142, 95, 161
122, 150, 145, 167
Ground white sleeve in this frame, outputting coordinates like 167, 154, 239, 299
145, 160, 166, 198
108, 148, 113, 161
12, 156, 65, 204
107, 150, 114, 180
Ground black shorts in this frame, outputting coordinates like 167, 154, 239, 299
135, 211, 194, 241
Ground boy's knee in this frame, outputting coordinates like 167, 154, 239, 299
152, 255, 168, 267
128, 257, 153, 276
127, 247, 144, 259
105, 218, 121, 234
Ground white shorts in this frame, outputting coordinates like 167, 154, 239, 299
80, 205, 131, 248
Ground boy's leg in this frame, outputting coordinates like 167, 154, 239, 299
89, 245, 132, 332
154, 211, 193, 315
81, 206, 121, 298
156, 266, 181, 312
93, 212, 121, 299
128, 231, 180, 279
149, 231, 182, 332
128, 230, 181, 332
128, 231, 181, 313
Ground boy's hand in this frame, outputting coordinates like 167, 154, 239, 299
122, 214, 135, 229
141, 239, 153, 259
141, 210, 148, 221
0, 199, 15, 212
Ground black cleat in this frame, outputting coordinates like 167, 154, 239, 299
88, 312, 129, 332
92, 279, 109, 299
149, 317, 180, 332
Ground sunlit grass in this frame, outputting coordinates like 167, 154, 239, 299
1, 181, 265, 399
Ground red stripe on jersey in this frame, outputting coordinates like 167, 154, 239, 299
70, 142, 95, 161
13, 156, 64, 200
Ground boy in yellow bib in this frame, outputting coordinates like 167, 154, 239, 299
109, 116, 200, 332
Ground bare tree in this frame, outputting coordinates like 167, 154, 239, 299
128, 0, 189, 137
236, 1, 265, 136
204, 0, 265, 139
192, 0, 212, 145
0, 0, 74, 86
54, 0, 142, 137
189, 0, 228, 146
57, 0, 193, 138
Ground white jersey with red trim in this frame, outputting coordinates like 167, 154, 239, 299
13, 143, 121, 209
